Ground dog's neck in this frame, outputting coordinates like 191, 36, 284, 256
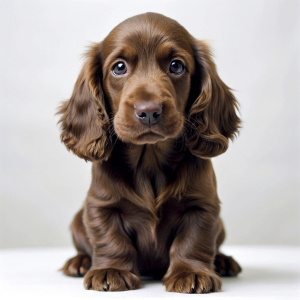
124, 139, 180, 172
126, 140, 179, 199
107, 138, 186, 199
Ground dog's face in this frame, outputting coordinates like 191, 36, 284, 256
58, 13, 240, 161
101, 15, 195, 144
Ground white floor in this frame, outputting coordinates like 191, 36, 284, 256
0, 246, 299, 300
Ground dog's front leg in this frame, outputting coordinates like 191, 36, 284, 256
83, 198, 141, 291
163, 208, 222, 294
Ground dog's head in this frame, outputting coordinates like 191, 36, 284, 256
58, 13, 240, 161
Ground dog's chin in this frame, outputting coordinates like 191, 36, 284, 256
117, 131, 167, 145
132, 132, 167, 145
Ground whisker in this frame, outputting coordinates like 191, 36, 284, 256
180, 127, 188, 151
183, 113, 200, 131
102, 117, 118, 150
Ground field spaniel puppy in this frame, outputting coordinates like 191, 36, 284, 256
58, 12, 241, 293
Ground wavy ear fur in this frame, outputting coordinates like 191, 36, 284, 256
57, 43, 112, 161
187, 40, 241, 158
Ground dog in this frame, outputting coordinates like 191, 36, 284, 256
58, 12, 242, 293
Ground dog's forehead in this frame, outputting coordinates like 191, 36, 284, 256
102, 13, 193, 60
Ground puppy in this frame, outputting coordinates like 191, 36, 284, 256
58, 12, 241, 293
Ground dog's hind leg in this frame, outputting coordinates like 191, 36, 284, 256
214, 218, 242, 277
61, 208, 92, 277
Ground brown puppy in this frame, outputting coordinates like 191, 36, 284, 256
58, 12, 241, 293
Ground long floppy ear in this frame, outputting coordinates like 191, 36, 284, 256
57, 43, 112, 161
187, 40, 241, 158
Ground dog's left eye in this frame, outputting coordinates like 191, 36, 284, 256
112, 62, 127, 76
169, 60, 184, 75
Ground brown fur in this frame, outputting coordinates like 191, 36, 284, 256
58, 12, 241, 293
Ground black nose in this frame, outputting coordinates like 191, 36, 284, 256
135, 102, 162, 126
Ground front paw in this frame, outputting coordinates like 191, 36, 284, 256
84, 268, 141, 291
163, 270, 222, 293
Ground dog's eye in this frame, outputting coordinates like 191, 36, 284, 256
112, 62, 127, 76
169, 60, 184, 75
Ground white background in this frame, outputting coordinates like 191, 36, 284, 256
0, 0, 299, 248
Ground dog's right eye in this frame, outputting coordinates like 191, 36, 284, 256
112, 62, 127, 76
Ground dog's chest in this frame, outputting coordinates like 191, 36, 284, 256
133, 200, 182, 275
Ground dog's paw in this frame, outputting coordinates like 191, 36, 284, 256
84, 268, 141, 291
214, 253, 242, 276
61, 254, 91, 277
163, 270, 222, 293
